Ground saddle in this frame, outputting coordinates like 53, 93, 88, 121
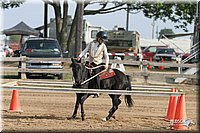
99, 68, 116, 80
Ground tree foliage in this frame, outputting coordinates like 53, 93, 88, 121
83, 1, 197, 32
1, 0, 197, 57
136, 2, 197, 32
45, 0, 197, 56
1, 0, 25, 9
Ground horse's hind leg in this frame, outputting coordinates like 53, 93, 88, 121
103, 95, 121, 121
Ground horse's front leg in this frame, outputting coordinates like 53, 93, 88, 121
68, 93, 81, 120
80, 94, 90, 121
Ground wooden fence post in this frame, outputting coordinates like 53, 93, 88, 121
177, 56, 182, 74
141, 60, 149, 84
139, 54, 143, 71
21, 56, 27, 80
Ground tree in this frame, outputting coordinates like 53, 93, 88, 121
82, 1, 196, 32
67, 1, 197, 56
136, 1, 197, 32
66, 1, 126, 57
1, 0, 197, 57
42, 0, 68, 51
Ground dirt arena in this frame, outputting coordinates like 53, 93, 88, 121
1, 79, 199, 132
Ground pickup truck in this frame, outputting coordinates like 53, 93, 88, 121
18, 37, 64, 79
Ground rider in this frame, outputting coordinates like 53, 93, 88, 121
77, 31, 109, 98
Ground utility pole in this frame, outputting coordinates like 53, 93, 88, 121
75, 2, 84, 57
151, 18, 155, 39
192, 1, 200, 54
156, 26, 159, 39
197, 1, 200, 43
126, 4, 130, 31
44, 3, 48, 38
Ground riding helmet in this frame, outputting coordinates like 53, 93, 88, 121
96, 31, 108, 40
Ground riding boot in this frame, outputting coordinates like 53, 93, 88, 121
91, 62, 102, 98
93, 69, 100, 98
92, 78, 100, 98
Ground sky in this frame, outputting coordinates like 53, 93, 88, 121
0, 0, 195, 40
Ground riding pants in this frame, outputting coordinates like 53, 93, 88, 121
90, 62, 103, 89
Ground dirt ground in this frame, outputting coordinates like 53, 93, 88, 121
1, 63, 199, 132
1, 79, 199, 132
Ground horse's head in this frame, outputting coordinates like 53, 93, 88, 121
71, 58, 87, 87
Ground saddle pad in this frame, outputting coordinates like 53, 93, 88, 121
99, 69, 116, 80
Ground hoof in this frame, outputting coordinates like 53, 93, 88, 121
102, 118, 107, 121
67, 116, 76, 120
111, 115, 115, 119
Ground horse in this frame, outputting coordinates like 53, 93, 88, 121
69, 58, 133, 121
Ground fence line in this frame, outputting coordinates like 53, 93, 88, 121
1, 66, 197, 79
1, 57, 198, 80
2, 57, 197, 68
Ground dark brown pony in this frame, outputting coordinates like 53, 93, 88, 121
69, 58, 133, 121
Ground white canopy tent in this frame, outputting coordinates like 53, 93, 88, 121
140, 38, 192, 53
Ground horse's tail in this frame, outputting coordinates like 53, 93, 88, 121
125, 75, 134, 107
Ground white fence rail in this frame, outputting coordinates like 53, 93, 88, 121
1, 57, 198, 81
1, 80, 184, 97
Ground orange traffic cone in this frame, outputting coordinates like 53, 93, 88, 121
148, 57, 153, 69
160, 58, 164, 70
9, 90, 23, 112
165, 88, 178, 121
172, 94, 187, 130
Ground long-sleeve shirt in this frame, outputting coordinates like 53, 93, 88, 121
78, 41, 109, 67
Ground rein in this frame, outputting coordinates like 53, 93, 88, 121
85, 64, 105, 70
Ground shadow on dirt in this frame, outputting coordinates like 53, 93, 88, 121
3, 113, 66, 120
2, 75, 55, 80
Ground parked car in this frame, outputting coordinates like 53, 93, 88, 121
18, 37, 64, 79
153, 47, 177, 62
142, 45, 168, 60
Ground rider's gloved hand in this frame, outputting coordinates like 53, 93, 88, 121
77, 57, 81, 61
104, 65, 109, 70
